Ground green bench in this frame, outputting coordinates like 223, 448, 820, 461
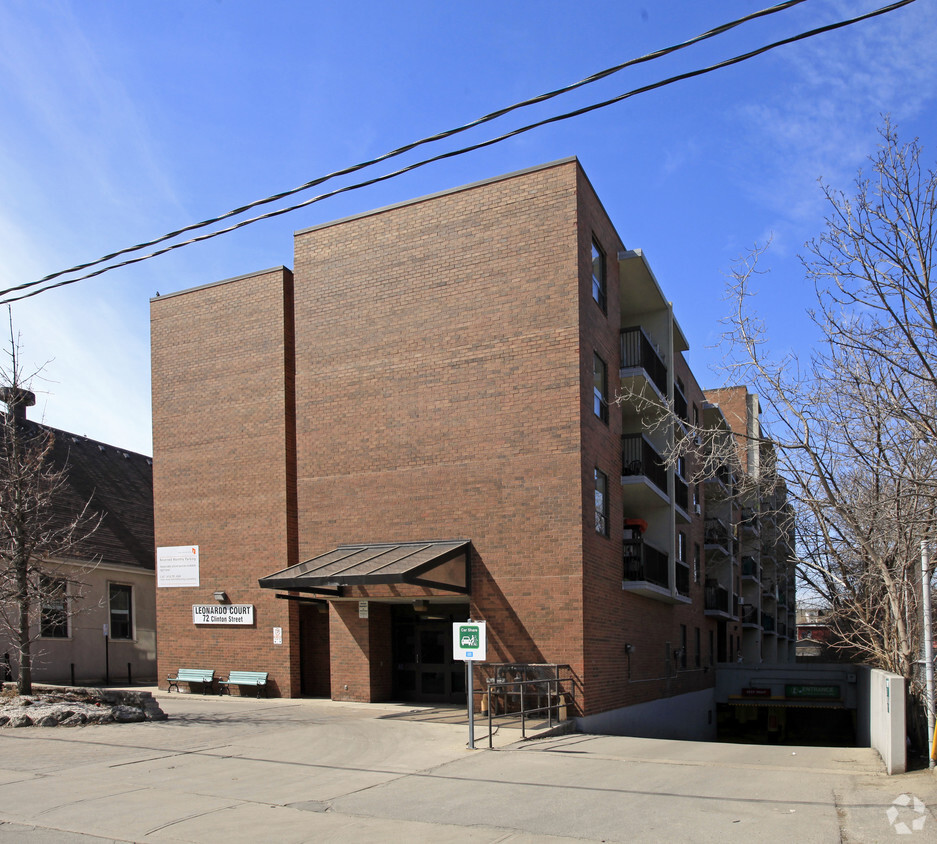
218, 670, 269, 698
167, 668, 215, 694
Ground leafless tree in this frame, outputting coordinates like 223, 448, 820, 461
0, 320, 99, 694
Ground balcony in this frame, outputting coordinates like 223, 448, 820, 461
762, 613, 776, 634
623, 540, 685, 603
778, 620, 788, 638
705, 583, 733, 619
620, 326, 667, 396
622, 433, 668, 497
674, 476, 690, 521
740, 604, 759, 627
740, 508, 760, 537
741, 556, 760, 581
675, 561, 690, 597
704, 518, 730, 554
674, 383, 688, 425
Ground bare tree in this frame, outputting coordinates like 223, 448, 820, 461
0, 323, 99, 694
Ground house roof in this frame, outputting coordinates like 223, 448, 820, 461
18, 417, 154, 571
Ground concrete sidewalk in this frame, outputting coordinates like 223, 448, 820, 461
0, 690, 934, 842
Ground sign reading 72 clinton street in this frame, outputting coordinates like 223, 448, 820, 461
452, 621, 487, 662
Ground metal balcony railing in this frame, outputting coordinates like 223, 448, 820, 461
705, 584, 730, 614
622, 434, 668, 495
762, 613, 776, 633
620, 326, 667, 396
675, 561, 690, 597
705, 519, 729, 548
623, 539, 669, 589
741, 556, 760, 579
674, 383, 688, 424
740, 605, 759, 626
674, 477, 689, 512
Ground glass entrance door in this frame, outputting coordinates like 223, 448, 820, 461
392, 606, 467, 703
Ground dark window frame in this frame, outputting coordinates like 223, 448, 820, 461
109, 583, 134, 641
591, 239, 607, 313
593, 352, 609, 424
40, 575, 69, 639
594, 467, 609, 537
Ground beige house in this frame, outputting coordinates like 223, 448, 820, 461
0, 393, 155, 686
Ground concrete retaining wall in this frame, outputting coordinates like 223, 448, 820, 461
868, 669, 906, 775
576, 687, 716, 740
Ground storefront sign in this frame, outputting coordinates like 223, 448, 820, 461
192, 604, 254, 625
741, 687, 771, 698
157, 546, 200, 587
453, 621, 487, 661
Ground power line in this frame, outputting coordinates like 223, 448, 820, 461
1, 0, 809, 303
1, 0, 916, 304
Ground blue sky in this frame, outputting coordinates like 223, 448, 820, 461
1, 0, 935, 455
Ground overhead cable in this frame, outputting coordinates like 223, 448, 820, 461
1, 0, 916, 304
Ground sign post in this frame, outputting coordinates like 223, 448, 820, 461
452, 620, 487, 749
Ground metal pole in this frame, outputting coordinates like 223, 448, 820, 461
922, 540, 935, 768
467, 659, 475, 749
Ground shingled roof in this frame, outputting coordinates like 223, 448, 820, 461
18, 418, 154, 571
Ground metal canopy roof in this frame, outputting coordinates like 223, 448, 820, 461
258, 539, 470, 595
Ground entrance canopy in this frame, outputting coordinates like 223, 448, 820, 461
259, 540, 470, 596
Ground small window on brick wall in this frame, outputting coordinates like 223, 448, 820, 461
591, 239, 607, 313
593, 352, 608, 424
594, 467, 609, 537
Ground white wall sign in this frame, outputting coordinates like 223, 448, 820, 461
452, 621, 487, 661
192, 604, 254, 625
358, 601, 369, 619
273, 627, 283, 645
157, 546, 200, 587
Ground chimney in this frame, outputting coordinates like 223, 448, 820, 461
0, 387, 36, 421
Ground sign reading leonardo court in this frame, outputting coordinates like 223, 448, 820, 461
157, 545, 200, 587
452, 621, 487, 661
192, 604, 255, 625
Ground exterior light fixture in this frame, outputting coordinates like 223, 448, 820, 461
213, 591, 228, 603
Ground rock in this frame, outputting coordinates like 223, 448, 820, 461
60, 712, 87, 726
113, 705, 145, 723
36, 714, 59, 727
10, 714, 32, 727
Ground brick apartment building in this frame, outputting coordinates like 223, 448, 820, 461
151, 158, 795, 736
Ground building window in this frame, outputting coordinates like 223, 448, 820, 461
694, 543, 701, 583
594, 467, 608, 537
591, 239, 607, 313
709, 630, 715, 666
680, 624, 688, 669
695, 627, 701, 668
677, 531, 687, 563
593, 352, 608, 423
109, 584, 133, 640
40, 576, 68, 638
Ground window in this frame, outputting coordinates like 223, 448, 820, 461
594, 467, 608, 536
40, 576, 68, 638
694, 543, 701, 583
695, 627, 701, 668
709, 630, 715, 666
677, 531, 687, 562
680, 624, 688, 669
593, 352, 608, 423
109, 584, 133, 640
591, 240, 607, 312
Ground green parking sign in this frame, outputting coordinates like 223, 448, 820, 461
452, 621, 487, 661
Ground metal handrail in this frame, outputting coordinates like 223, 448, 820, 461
484, 675, 577, 748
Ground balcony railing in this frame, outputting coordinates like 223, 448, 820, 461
740, 605, 759, 626
675, 561, 690, 597
704, 518, 729, 549
674, 477, 689, 513
622, 434, 667, 495
705, 584, 730, 614
778, 620, 788, 638
762, 613, 776, 633
623, 539, 669, 589
620, 326, 667, 396
741, 556, 760, 579
674, 384, 688, 424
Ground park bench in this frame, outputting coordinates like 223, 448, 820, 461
217, 670, 269, 698
166, 668, 215, 694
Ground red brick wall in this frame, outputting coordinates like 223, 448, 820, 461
291, 161, 588, 700
328, 602, 392, 701
150, 268, 299, 696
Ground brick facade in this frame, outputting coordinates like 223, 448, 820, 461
151, 160, 735, 717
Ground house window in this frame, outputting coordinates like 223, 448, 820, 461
594, 467, 608, 537
694, 543, 701, 583
109, 584, 133, 640
591, 240, 607, 312
593, 353, 608, 423
40, 576, 68, 638
677, 531, 687, 562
